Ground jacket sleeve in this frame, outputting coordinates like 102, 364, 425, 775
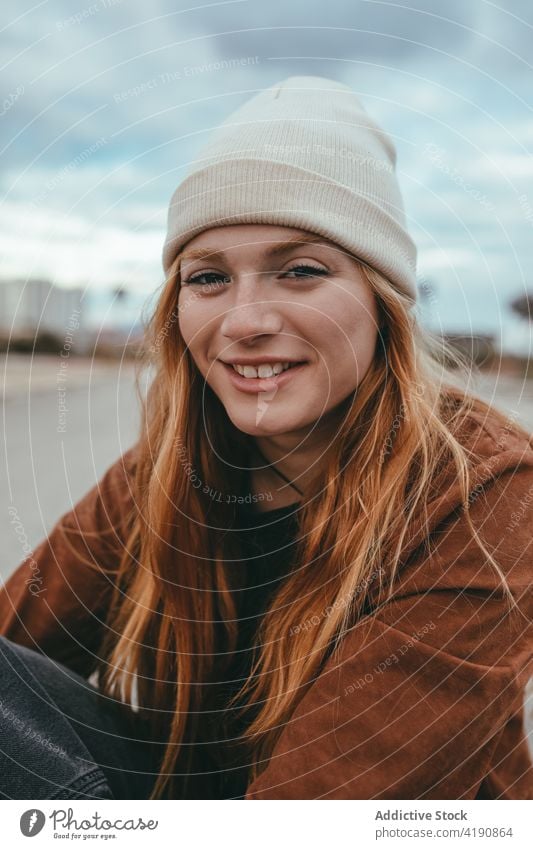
244, 460, 533, 800
0, 445, 138, 678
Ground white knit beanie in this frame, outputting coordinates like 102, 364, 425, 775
162, 75, 418, 301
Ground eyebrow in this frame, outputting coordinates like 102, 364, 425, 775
177, 234, 333, 267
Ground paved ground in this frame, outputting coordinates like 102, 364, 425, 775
1, 354, 532, 748
1, 355, 141, 579
467, 369, 533, 431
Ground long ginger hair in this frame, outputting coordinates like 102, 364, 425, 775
87, 252, 524, 799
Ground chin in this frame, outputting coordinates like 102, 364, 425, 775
223, 406, 301, 438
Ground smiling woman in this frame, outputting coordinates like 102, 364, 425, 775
0, 76, 532, 802
175, 224, 381, 491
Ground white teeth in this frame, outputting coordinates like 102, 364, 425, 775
232, 361, 293, 378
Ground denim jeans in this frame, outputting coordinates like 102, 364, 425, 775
0, 636, 161, 800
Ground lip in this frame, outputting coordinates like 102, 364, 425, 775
221, 357, 305, 366
220, 360, 308, 394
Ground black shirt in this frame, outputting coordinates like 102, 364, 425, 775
191, 498, 301, 799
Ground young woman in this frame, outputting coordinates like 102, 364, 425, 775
1, 76, 532, 801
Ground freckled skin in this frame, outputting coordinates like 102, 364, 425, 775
178, 224, 381, 494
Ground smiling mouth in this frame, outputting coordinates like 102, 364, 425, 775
220, 360, 308, 388
229, 361, 306, 379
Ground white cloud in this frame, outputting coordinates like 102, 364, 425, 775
0, 201, 164, 289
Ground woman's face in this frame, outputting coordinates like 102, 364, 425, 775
177, 224, 381, 439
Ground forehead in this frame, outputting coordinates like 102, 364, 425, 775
179, 225, 348, 265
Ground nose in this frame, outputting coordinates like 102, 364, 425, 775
219, 275, 283, 344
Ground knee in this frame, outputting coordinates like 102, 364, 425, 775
0, 635, 44, 669
0, 634, 23, 665
0, 636, 42, 695
0, 634, 32, 654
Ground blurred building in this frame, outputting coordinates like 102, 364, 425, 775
0, 279, 83, 334
0, 279, 91, 352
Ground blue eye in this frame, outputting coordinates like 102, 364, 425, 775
283, 264, 328, 278
181, 264, 328, 288
182, 272, 230, 288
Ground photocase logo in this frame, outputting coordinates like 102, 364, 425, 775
20, 809, 46, 836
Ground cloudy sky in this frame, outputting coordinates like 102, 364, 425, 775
2, 0, 533, 351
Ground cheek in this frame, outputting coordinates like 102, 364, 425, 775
177, 297, 210, 353
176, 292, 191, 343
313, 296, 380, 371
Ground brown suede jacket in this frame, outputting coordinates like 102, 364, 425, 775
1, 402, 532, 799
